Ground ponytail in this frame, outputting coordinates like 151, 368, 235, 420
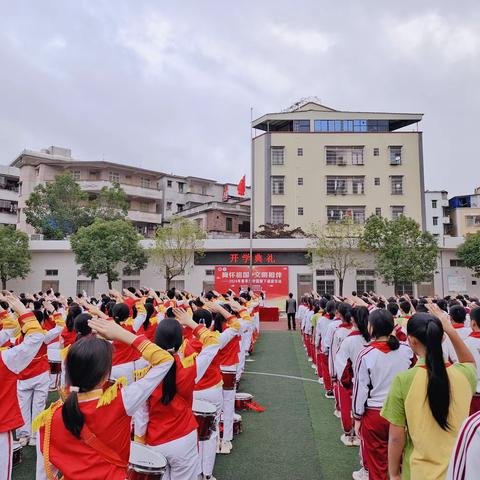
337, 302, 353, 324
160, 361, 177, 405
425, 319, 450, 430
387, 334, 400, 351
352, 306, 371, 342
407, 313, 450, 430
143, 303, 154, 331
62, 391, 84, 438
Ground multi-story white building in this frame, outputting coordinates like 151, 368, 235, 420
252, 101, 425, 231
0, 166, 20, 227
425, 190, 452, 242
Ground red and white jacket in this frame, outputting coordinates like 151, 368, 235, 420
334, 330, 369, 390
465, 332, 480, 393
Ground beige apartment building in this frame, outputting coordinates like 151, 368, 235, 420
448, 188, 480, 237
252, 102, 425, 231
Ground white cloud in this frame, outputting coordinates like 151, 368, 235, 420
385, 13, 480, 62
45, 35, 67, 51
269, 24, 335, 53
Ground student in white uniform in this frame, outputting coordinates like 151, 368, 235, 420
464, 307, 480, 415
352, 309, 413, 480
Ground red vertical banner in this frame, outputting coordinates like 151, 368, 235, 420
214, 266, 289, 308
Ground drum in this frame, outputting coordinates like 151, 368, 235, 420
221, 368, 236, 391
48, 347, 62, 390
49, 361, 62, 375
12, 441, 22, 467
127, 442, 167, 480
235, 392, 253, 411
233, 413, 243, 435
192, 399, 216, 441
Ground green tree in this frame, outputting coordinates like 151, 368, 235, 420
457, 232, 480, 275
24, 172, 92, 239
0, 226, 31, 289
70, 219, 147, 288
151, 218, 206, 289
360, 215, 439, 289
92, 183, 129, 221
308, 217, 363, 296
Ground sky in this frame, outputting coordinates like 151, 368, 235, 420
0, 0, 479, 195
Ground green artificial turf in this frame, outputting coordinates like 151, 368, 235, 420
13, 331, 359, 479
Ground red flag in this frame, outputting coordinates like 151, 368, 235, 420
237, 175, 246, 196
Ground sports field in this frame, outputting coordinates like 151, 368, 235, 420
13, 328, 359, 479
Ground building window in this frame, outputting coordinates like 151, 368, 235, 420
314, 119, 386, 133
76, 280, 94, 297
72, 170, 81, 181
375, 207, 382, 217
122, 280, 140, 290
433, 216, 438, 226
391, 206, 404, 220
297, 177, 304, 186
206, 269, 215, 276
293, 120, 310, 132
326, 146, 364, 166
109, 171, 120, 183
271, 176, 285, 195
166, 202, 172, 211
327, 206, 366, 224
326, 176, 364, 195
395, 282, 414, 296
45, 269, 58, 276
391, 176, 403, 195
271, 147, 285, 165
356, 279, 376, 294
297, 148, 303, 156
226, 217, 233, 231
271, 206, 285, 225
357, 269, 375, 276
450, 259, 465, 267
432, 200, 437, 209
466, 215, 480, 226
373, 148, 379, 156
316, 279, 335, 295
316, 269, 334, 276
374, 177, 380, 186
389, 146, 402, 165
141, 177, 151, 189
177, 204, 184, 212
178, 182, 185, 193
140, 202, 149, 212
298, 207, 304, 216
167, 180, 172, 187
473, 280, 477, 286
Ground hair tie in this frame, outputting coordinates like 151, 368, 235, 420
70, 386, 80, 393
167, 347, 176, 354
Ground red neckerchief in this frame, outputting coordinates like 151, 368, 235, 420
339, 323, 353, 329
347, 330, 361, 337
370, 341, 392, 353
469, 332, 480, 339
452, 323, 466, 329
324, 313, 331, 319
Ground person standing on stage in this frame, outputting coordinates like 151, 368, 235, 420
286, 293, 297, 331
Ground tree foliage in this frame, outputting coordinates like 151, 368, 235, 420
151, 218, 206, 288
457, 232, 480, 275
360, 215, 439, 286
308, 217, 363, 295
0, 226, 31, 289
70, 219, 147, 288
254, 223, 307, 239
24, 173, 129, 239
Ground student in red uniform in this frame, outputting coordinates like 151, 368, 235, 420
335, 305, 370, 447
352, 309, 413, 480
134, 308, 222, 480
464, 307, 480, 414
0, 293, 45, 480
35, 316, 174, 480
16, 301, 65, 447
59, 303, 82, 349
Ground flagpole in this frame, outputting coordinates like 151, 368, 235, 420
249, 107, 254, 291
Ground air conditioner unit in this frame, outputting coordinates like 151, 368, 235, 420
30, 234, 44, 241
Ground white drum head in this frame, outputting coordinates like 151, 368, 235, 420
129, 442, 167, 469
192, 399, 216, 414
235, 392, 253, 401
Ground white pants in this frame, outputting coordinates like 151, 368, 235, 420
237, 327, 253, 380
47, 343, 60, 390
0, 431, 13, 480
148, 429, 199, 480
193, 386, 223, 477
220, 365, 237, 443
17, 371, 50, 440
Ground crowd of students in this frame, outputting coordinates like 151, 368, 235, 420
0, 286, 261, 480
300, 291, 480, 480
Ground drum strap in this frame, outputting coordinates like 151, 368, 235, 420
80, 424, 128, 469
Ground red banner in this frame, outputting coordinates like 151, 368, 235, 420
214, 266, 289, 307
